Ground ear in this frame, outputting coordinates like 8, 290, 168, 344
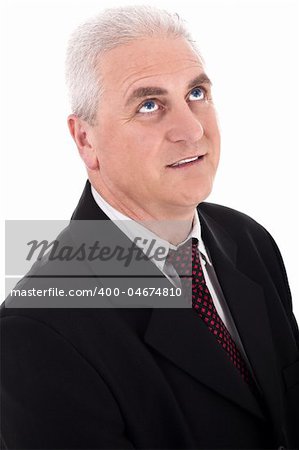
67, 114, 99, 170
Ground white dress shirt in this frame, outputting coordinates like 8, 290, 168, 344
91, 185, 255, 375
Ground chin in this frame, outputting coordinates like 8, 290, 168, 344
185, 185, 213, 206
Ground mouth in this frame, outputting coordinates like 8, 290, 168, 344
167, 154, 206, 169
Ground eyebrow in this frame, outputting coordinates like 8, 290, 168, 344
188, 73, 212, 89
125, 73, 212, 106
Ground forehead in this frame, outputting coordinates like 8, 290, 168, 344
99, 37, 204, 99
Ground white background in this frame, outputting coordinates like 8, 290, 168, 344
1, 0, 298, 318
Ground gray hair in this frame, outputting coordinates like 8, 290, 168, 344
65, 5, 201, 125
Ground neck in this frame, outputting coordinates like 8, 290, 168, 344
90, 177, 195, 246
138, 219, 194, 246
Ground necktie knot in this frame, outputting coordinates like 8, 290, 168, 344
167, 238, 199, 278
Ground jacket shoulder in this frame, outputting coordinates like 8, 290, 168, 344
197, 202, 284, 277
198, 201, 266, 238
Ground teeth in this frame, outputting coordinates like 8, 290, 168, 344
171, 156, 199, 167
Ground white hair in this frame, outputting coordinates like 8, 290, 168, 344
65, 5, 201, 124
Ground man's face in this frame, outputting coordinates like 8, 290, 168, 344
89, 36, 220, 219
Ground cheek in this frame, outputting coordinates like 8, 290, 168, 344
94, 128, 145, 184
204, 110, 221, 153
95, 116, 165, 175
126, 122, 162, 148
204, 105, 220, 133
122, 124, 165, 168
93, 122, 129, 166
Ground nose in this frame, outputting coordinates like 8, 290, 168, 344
166, 103, 204, 144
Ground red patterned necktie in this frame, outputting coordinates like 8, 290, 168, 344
167, 237, 255, 387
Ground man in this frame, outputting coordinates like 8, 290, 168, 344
1, 5, 298, 449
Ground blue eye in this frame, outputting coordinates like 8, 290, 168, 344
138, 100, 159, 114
189, 87, 205, 101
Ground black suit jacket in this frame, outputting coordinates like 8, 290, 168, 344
1, 181, 299, 449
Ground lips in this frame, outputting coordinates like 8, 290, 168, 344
167, 154, 205, 168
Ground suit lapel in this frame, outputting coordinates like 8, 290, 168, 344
198, 208, 285, 432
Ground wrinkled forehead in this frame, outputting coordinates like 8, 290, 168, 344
98, 36, 204, 97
